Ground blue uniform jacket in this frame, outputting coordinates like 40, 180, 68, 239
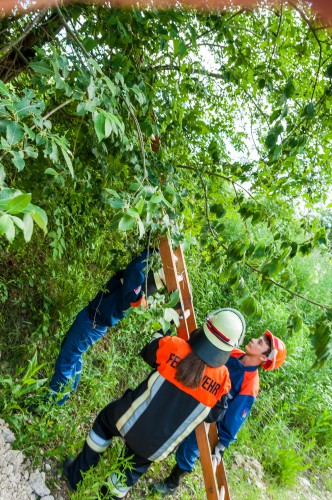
88, 249, 149, 327
217, 348, 260, 448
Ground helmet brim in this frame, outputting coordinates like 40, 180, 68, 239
189, 330, 231, 367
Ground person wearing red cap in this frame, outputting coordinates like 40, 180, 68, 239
62, 308, 246, 498
152, 329, 287, 494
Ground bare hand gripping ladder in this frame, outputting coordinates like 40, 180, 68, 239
159, 237, 231, 500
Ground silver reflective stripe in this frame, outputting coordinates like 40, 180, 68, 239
86, 429, 111, 453
107, 473, 131, 498
149, 404, 211, 462
149, 331, 164, 343
116, 371, 164, 435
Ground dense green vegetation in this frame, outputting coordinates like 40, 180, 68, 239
0, 1, 331, 498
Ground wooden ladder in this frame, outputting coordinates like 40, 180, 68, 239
159, 237, 231, 500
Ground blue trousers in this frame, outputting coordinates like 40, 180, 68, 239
49, 249, 154, 405
49, 307, 107, 405
175, 430, 199, 472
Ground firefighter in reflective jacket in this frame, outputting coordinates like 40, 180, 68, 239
63, 308, 246, 498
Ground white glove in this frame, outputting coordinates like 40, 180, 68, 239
212, 442, 226, 467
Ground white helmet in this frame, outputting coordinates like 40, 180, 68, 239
189, 308, 246, 367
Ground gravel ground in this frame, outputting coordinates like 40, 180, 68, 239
0, 418, 67, 500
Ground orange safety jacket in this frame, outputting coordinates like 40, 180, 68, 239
156, 336, 231, 407
113, 334, 231, 462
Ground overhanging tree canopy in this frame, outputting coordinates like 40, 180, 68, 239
0, 1, 331, 363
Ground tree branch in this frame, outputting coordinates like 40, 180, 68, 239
175, 163, 256, 200
287, 0, 323, 100
246, 263, 331, 310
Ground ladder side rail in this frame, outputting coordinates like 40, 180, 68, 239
208, 424, 231, 500
195, 423, 220, 499
159, 237, 231, 500
172, 244, 197, 333
159, 238, 190, 340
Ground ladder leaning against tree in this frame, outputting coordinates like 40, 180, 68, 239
159, 236, 231, 500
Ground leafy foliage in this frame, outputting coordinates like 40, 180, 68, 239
0, 0, 332, 496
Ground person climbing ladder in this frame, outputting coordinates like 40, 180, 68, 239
49, 248, 165, 405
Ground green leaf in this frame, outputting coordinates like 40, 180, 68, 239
110, 212, 123, 230
137, 218, 145, 239
0, 213, 15, 241
271, 145, 282, 161
304, 102, 315, 118
118, 214, 136, 231
6, 122, 24, 145
108, 198, 126, 209
126, 207, 140, 219
103, 76, 116, 95
210, 203, 226, 218
23, 212, 34, 242
135, 198, 145, 214
287, 313, 303, 334
11, 151, 25, 171
24, 146, 38, 158
115, 72, 124, 85
178, 40, 187, 59
61, 148, 74, 177
44, 168, 58, 176
260, 257, 283, 277
28, 204, 48, 232
265, 134, 277, 148
164, 307, 180, 326
88, 58, 104, 75
164, 289, 180, 308
87, 78, 96, 100
11, 215, 24, 230
105, 117, 113, 138
0, 163, 5, 182
94, 113, 106, 142
150, 194, 163, 204
83, 37, 98, 51
0, 81, 11, 97
325, 63, 332, 78
284, 80, 295, 98
240, 296, 257, 317
29, 60, 54, 75
6, 193, 31, 214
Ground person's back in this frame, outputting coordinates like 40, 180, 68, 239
63, 308, 246, 499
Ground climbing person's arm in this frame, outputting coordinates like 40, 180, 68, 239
204, 393, 229, 423
139, 329, 172, 367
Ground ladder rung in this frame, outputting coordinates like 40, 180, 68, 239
184, 309, 191, 319
219, 485, 225, 500
178, 273, 184, 282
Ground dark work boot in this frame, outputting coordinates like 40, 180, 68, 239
63, 441, 103, 491
62, 457, 76, 491
151, 464, 189, 495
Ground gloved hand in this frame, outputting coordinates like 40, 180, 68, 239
212, 442, 226, 467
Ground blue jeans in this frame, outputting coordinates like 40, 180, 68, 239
49, 307, 107, 405
176, 430, 199, 472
